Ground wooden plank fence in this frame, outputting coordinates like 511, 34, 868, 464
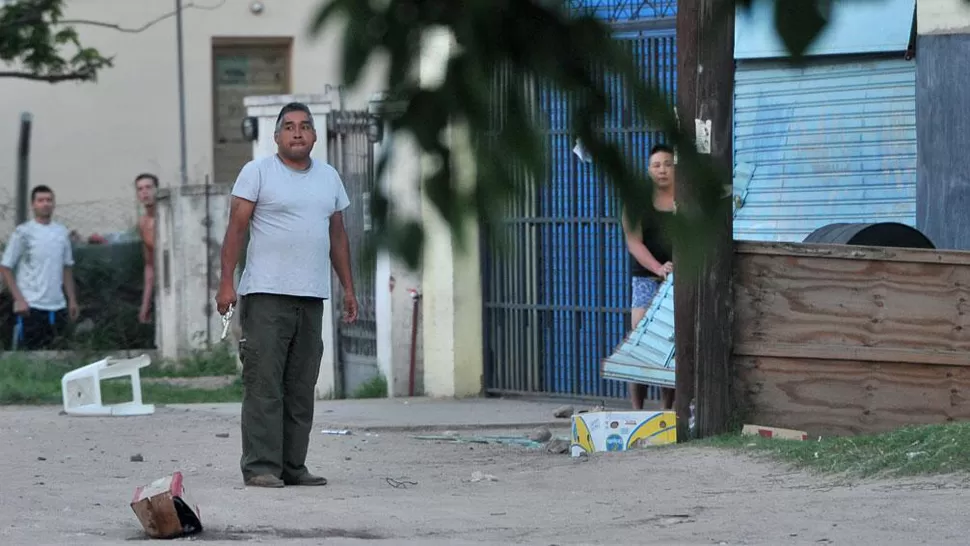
732, 241, 970, 437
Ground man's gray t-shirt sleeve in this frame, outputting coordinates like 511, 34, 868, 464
1, 227, 25, 269
231, 161, 262, 202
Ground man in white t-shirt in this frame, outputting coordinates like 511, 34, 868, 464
0, 185, 79, 350
216, 102, 358, 489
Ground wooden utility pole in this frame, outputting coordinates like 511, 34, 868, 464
674, 0, 736, 439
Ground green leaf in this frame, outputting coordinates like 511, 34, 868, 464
1, 0, 111, 82
773, 0, 831, 61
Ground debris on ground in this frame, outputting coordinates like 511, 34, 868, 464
321, 429, 353, 435
215, 433, 230, 438
546, 438, 570, 455
529, 427, 553, 443
553, 405, 574, 419
469, 471, 498, 483
741, 424, 808, 441
130, 454, 144, 462
130, 472, 202, 539
412, 434, 544, 448
385, 477, 418, 489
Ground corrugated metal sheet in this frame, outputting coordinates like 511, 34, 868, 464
602, 275, 675, 388
733, 57, 917, 243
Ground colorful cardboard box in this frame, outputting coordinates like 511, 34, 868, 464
570, 410, 677, 457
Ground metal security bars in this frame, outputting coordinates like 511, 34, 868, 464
327, 111, 380, 395
565, 0, 677, 21
481, 12, 677, 400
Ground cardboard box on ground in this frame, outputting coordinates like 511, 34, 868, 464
570, 411, 677, 457
130, 472, 203, 539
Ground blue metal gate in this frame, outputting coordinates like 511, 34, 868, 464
482, 0, 678, 400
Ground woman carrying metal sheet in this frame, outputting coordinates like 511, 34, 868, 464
621, 143, 676, 410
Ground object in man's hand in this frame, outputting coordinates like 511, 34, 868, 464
221, 304, 234, 340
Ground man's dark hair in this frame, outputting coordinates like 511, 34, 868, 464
275, 102, 315, 133
134, 173, 159, 188
31, 185, 54, 202
649, 143, 674, 158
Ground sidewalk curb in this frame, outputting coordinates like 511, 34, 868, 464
316, 421, 573, 433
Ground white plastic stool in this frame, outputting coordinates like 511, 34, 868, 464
61, 354, 156, 416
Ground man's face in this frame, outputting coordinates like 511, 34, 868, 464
274, 111, 316, 161
136, 177, 156, 206
32, 191, 54, 219
648, 151, 675, 189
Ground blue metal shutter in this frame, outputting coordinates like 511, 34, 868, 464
732, 57, 917, 242
539, 16, 677, 398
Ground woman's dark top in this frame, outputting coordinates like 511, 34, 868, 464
629, 208, 674, 278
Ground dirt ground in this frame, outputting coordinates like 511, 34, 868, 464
1, 404, 969, 546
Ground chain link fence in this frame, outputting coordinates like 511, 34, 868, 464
0, 197, 153, 352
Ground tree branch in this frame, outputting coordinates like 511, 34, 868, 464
0, 69, 92, 82
59, 0, 227, 34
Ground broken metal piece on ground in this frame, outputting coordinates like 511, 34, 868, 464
131, 471, 202, 539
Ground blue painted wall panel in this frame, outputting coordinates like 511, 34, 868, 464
916, 33, 970, 251
735, 0, 915, 60
733, 57, 917, 243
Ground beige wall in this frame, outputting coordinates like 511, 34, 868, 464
919, 0, 970, 35
0, 0, 385, 239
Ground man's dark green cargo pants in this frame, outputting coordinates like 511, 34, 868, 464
237, 293, 324, 482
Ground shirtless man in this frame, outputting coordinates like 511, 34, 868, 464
134, 173, 158, 324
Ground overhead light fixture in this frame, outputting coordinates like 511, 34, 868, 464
367, 115, 384, 144
241, 116, 259, 142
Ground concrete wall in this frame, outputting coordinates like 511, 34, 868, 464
154, 182, 231, 359
0, 0, 386, 240
916, 0, 970, 249
918, 0, 970, 35
371, 98, 425, 398
416, 30, 483, 398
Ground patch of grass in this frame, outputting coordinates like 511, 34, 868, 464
351, 374, 388, 399
145, 344, 238, 378
102, 378, 243, 405
698, 422, 970, 478
0, 352, 242, 405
